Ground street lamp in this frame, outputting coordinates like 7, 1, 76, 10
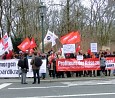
39, 2, 46, 53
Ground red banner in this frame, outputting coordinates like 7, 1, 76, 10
56, 57, 115, 71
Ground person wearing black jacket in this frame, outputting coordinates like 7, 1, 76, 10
21, 53, 29, 84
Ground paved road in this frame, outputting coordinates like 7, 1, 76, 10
0, 77, 115, 98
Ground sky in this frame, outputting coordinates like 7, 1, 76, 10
82, 0, 91, 8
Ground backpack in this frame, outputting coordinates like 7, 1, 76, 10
34, 57, 43, 67
18, 59, 24, 68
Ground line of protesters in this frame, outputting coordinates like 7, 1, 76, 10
47, 49, 115, 78
0, 48, 115, 82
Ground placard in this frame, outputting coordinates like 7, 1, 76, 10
77, 55, 83, 60
63, 44, 75, 53
90, 43, 97, 52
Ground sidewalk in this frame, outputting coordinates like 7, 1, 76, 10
0, 76, 115, 83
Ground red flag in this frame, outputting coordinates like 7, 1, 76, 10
17, 37, 31, 52
60, 32, 74, 44
60, 31, 81, 44
76, 44, 81, 53
30, 37, 37, 49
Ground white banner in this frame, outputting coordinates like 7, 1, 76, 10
0, 59, 46, 77
0, 59, 19, 77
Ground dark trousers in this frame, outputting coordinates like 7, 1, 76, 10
76, 71, 83, 77
66, 71, 71, 77
33, 69, 40, 83
97, 70, 101, 76
59, 71, 65, 78
49, 70, 55, 78
87, 70, 96, 77
100, 66, 106, 74
105, 69, 111, 76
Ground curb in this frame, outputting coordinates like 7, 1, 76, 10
0, 76, 115, 83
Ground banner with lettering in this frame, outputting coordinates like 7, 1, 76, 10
0, 59, 19, 77
0, 59, 46, 77
56, 58, 115, 71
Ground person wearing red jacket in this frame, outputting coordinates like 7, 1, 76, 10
6, 50, 13, 59
2, 51, 8, 59
2, 50, 13, 59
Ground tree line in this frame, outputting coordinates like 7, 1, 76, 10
0, 0, 114, 52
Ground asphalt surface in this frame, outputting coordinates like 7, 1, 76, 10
0, 76, 115, 98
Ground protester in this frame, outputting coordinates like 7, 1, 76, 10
40, 53, 46, 79
2, 50, 13, 59
57, 51, 65, 78
30, 52, 42, 84
16, 51, 23, 77
19, 53, 29, 84
6, 50, 13, 59
48, 51, 56, 78
104, 49, 112, 76
2, 51, 8, 59
100, 54, 106, 76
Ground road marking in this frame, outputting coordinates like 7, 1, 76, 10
62, 80, 115, 86
0, 83, 12, 89
16, 93, 115, 98
97, 82, 112, 85
8, 80, 115, 90
8, 85, 68, 90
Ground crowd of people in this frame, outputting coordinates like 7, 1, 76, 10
0, 48, 115, 84
47, 49, 115, 78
